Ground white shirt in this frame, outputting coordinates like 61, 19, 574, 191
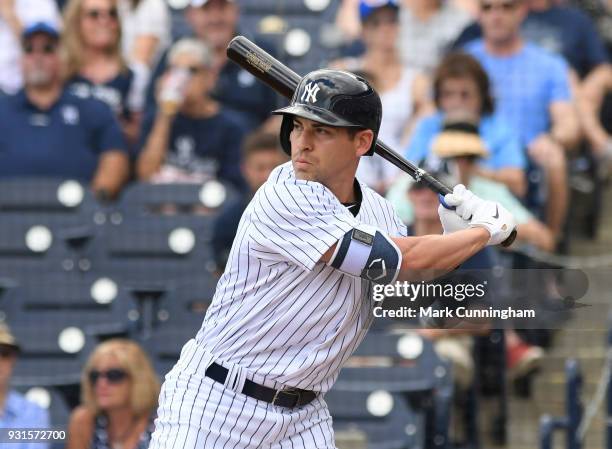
119, 0, 170, 66
357, 68, 417, 189
0, 0, 60, 94
193, 162, 407, 393
398, 2, 471, 73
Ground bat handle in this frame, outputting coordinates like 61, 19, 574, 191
438, 195, 518, 248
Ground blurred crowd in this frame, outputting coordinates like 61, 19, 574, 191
0, 0, 611, 446
0, 0, 609, 247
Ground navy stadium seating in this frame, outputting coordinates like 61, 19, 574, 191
325, 389, 425, 449
10, 323, 95, 388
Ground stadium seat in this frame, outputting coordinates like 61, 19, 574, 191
0, 277, 19, 323
239, 0, 321, 15
0, 178, 95, 214
116, 181, 238, 218
158, 276, 216, 330
10, 323, 94, 387
337, 333, 453, 449
138, 326, 195, 376
325, 389, 425, 449
6, 273, 132, 336
97, 215, 217, 284
346, 332, 447, 392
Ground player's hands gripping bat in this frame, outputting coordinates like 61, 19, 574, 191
226, 36, 517, 247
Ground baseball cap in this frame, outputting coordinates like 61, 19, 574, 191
22, 21, 60, 40
359, 0, 399, 21
0, 323, 20, 352
431, 117, 489, 159
190, 0, 234, 7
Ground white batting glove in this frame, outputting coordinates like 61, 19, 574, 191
469, 200, 516, 246
444, 184, 483, 221
438, 203, 470, 234
437, 184, 472, 234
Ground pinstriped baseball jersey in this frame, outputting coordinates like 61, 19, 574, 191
193, 161, 407, 393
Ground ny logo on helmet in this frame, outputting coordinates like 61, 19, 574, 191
300, 82, 320, 104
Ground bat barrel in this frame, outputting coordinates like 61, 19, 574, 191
227, 36, 301, 99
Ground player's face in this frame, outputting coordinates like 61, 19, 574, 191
242, 149, 288, 192
479, 0, 526, 44
289, 117, 371, 185
89, 354, 131, 411
0, 345, 17, 389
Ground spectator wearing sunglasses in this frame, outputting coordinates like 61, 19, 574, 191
0, 0, 60, 95
0, 21, 129, 199
454, 0, 608, 81
136, 38, 247, 189
0, 323, 51, 449
145, 0, 278, 133
462, 0, 579, 243
66, 339, 160, 449
62, 0, 146, 149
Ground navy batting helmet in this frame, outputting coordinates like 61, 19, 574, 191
272, 69, 382, 156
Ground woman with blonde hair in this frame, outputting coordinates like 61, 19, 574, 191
66, 339, 160, 449
62, 0, 144, 146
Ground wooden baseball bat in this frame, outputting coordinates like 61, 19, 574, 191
226, 35, 517, 247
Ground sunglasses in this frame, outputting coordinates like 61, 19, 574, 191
170, 65, 204, 75
480, 1, 517, 11
88, 368, 128, 385
365, 15, 398, 27
0, 346, 16, 358
23, 43, 57, 55
83, 7, 119, 21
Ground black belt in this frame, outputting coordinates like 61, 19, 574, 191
205, 362, 317, 408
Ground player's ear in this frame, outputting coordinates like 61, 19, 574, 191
354, 129, 374, 157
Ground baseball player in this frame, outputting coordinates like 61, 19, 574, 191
148, 69, 516, 449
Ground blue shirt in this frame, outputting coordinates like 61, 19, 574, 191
465, 40, 571, 146
453, 6, 608, 77
522, 6, 608, 78
405, 112, 526, 170
138, 108, 247, 189
0, 88, 127, 180
0, 390, 50, 449
69, 70, 136, 119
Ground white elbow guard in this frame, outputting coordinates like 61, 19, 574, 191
328, 224, 402, 284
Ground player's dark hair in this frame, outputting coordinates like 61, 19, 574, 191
242, 131, 284, 160
433, 52, 495, 115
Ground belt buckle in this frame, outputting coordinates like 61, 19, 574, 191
273, 388, 301, 407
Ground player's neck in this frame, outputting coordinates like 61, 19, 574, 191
327, 177, 359, 204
